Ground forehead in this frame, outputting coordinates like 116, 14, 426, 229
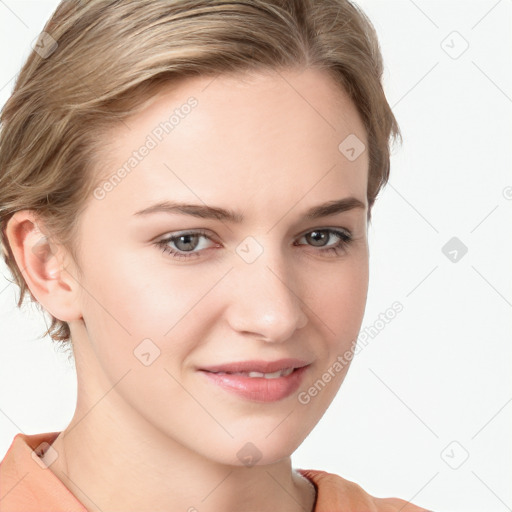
91, 67, 369, 218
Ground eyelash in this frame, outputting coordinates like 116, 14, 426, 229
155, 228, 353, 261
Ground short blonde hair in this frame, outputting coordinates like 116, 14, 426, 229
0, 0, 401, 348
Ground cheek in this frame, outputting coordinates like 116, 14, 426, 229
86, 249, 184, 324
308, 256, 369, 339
294, 262, 368, 427
80, 250, 225, 363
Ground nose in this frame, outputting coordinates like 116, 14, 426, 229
225, 247, 308, 343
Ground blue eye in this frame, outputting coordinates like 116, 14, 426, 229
155, 228, 353, 261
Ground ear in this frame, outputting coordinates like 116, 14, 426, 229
5, 210, 83, 323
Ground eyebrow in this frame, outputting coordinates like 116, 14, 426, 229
133, 197, 366, 222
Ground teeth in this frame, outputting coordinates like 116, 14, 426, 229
215, 367, 295, 379
248, 371, 266, 378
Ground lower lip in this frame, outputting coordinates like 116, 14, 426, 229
199, 366, 309, 402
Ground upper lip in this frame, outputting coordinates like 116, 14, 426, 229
199, 358, 310, 374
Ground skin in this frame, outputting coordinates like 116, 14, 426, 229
6, 67, 371, 512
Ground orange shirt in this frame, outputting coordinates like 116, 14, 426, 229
0, 432, 430, 511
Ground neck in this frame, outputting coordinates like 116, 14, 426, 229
48, 417, 316, 511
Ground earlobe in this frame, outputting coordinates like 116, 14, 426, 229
5, 210, 83, 323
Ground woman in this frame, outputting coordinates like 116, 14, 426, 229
0, 1, 431, 510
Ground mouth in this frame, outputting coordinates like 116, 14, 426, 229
198, 359, 311, 402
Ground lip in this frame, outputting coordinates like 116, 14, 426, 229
198, 359, 311, 402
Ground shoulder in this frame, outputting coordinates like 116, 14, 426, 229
297, 469, 432, 512
0, 432, 87, 511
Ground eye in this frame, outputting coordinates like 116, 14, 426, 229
295, 228, 353, 257
155, 229, 217, 261
155, 228, 353, 261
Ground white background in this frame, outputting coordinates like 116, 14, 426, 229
0, 1, 511, 511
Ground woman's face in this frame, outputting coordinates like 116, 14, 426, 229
68, 67, 369, 465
